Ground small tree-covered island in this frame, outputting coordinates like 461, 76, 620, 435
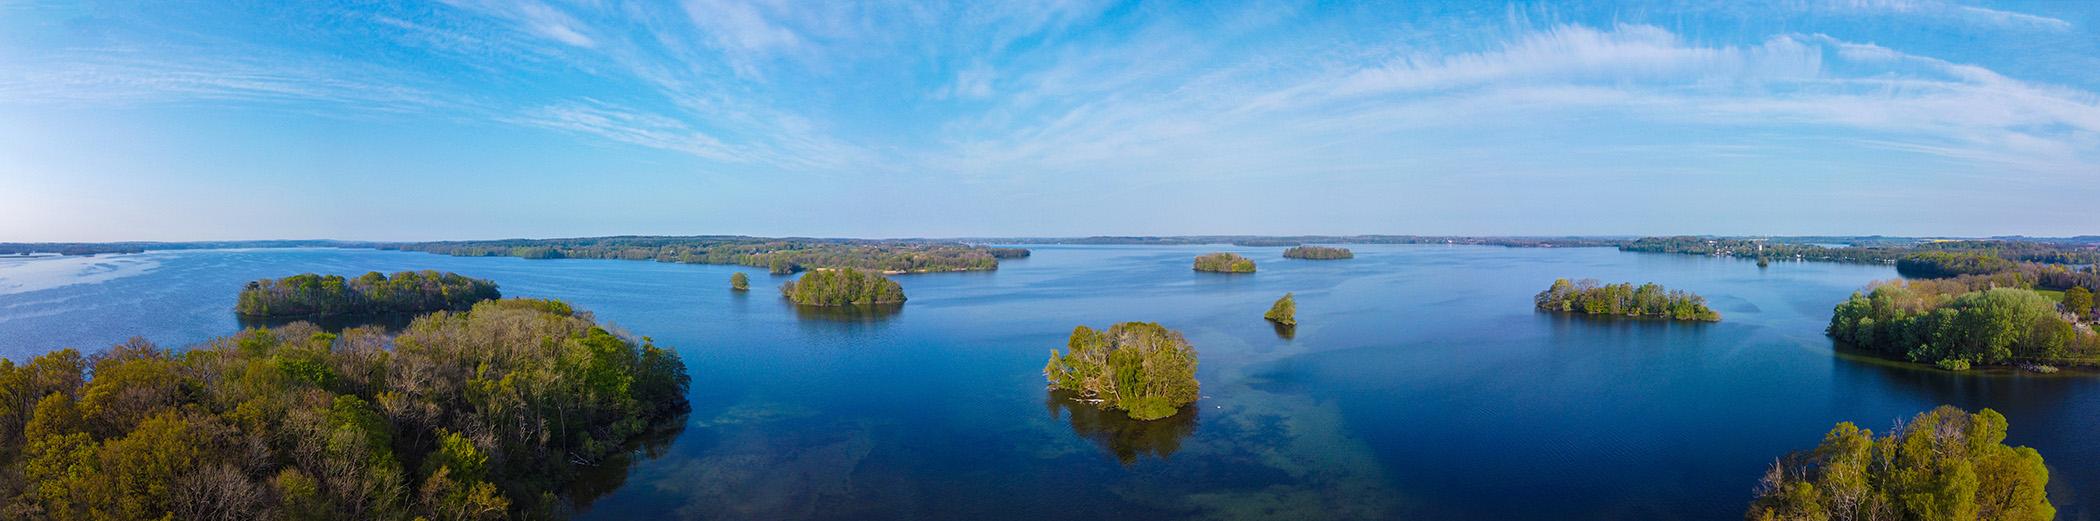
1265, 293, 1297, 325
1746, 406, 2051, 521
730, 272, 750, 291
1193, 252, 1256, 273
779, 268, 906, 306
236, 271, 500, 317
0, 298, 690, 520
1534, 279, 1721, 321
1282, 245, 1353, 260
1043, 322, 1201, 421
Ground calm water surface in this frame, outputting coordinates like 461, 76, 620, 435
1, 245, 2094, 520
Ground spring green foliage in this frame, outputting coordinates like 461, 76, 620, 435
235, 271, 500, 317
1897, 252, 2020, 279
1534, 279, 1721, 321
729, 272, 750, 291
1265, 293, 1297, 325
1282, 246, 1353, 260
779, 268, 906, 306
1746, 405, 2051, 521
394, 236, 1028, 274
2065, 286, 2094, 321
1193, 252, 1256, 273
1827, 279, 2100, 367
1043, 322, 1201, 421
0, 298, 689, 520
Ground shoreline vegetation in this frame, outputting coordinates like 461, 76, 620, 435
1265, 293, 1297, 325
0, 298, 690, 520
779, 268, 907, 306
235, 271, 500, 318
1827, 277, 2099, 370
387, 236, 1028, 275
1534, 279, 1721, 321
1747, 406, 2051, 521
1282, 245, 1353, 259
1043, 322, 1200, 421
1193, 252, 1256, 273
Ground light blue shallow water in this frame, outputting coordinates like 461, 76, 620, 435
0, 245, 2091, 520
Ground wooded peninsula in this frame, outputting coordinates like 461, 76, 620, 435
1193, 252, 1256, 273
1827, 276, 2099, 370
388, 236, 1029, 274
0, 298, 690, 520
1282, 246, 1353, 260
1534, 279, 1721, 321
1043, 322, 1200, 421
236, 271, 500, 317
779, 268, 907, 306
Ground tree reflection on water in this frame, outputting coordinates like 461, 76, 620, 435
1046, 389, 1199, 465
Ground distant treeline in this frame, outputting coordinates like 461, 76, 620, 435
0, 298, 689, 520
1622, 236, 2100, 266
1895, 253, 2100, 292
1282, 246, 1353, 260
0, 240, 382, 257
236, 271, 500, 317
1534, 279, 1720, 321
977, 235, 1629, 248
1193, 252, 1257, 273
1828, 279, 2099, 369
779, 268, 907, 306
388, 236, 1027, 274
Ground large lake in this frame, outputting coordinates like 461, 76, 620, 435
0, 245, 2093, 520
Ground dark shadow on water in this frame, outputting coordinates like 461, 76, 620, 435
560, 412, 691, 516
1045, 390, 1199, 466
1271, 321, 1296, 340
791, 302, 904, 322
236, 312, 421, 334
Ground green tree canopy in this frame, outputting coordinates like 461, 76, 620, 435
1265, 293, 1297, 325
779, 268, 907, 306
1193, 252, 1256, 273
730, 272, 750, 291
1747, 405, 2051, 521
1044, 322, 1201, 421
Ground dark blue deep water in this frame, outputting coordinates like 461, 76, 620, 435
1, 245, 2095, 520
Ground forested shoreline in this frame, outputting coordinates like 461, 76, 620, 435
0, 298, 689, 520
1828, 278, 2099, 370
389, 236, 1028, 274
236, 271, 500, 317
1534, 279, 1720, 321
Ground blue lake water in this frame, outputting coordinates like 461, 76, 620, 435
0, 245, 2093, 520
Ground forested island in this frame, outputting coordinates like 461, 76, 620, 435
1828, 277, 2098, 370
390, 236, 1029, 274
779, 268, 906, 306
1265, 293, 1297, 325
1747, 406, 2050, 521
730, 272, 750, 291
1193, 252, 1256, 273
1043, 322, 1201, 421
1282, 246, 1353, 259
0, 298, 689, 520
235, 271, 500, 317
1534, 279, 1720, 321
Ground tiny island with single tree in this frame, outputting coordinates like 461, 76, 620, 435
1193, 252, 1256, 273
235, 271, 500, 317
1265, 293, 1297, 325
779, 268, 907, 306
1282, 245, 1353, 260
1044, 322, 1201, 421
1534, 278, 1720, 321
730, 272, 750, 291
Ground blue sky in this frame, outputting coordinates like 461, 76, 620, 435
2, 0, 2097, 241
